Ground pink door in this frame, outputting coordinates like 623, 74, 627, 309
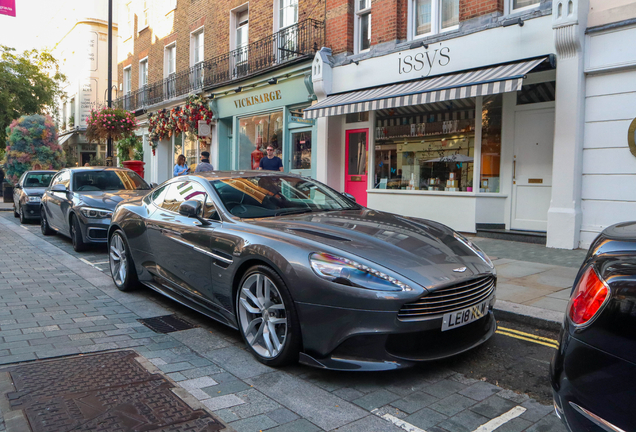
345, 129, 368, 206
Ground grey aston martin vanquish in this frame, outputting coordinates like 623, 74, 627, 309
108, 171, 497, 370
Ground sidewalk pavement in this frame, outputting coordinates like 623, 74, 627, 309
0, 203, 12, 212
0, 213, 568, 432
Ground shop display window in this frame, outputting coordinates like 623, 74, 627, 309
291, 131, 312, 169
238, 111, 284, 170
480, 95, 502, 193
374, 98, 475, 191
173, 132, 199, 173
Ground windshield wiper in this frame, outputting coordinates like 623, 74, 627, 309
274, 209, 314, 216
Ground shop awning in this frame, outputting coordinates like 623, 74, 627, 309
57, 133, 74, 146
303, 57, 548, 119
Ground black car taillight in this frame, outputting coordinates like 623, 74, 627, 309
568, 266, 609, 326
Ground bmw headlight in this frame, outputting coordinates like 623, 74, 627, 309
79, 207, 113, 218
454, 232, 494, 268
27, 196, 41, 203
310, 252, 413, 292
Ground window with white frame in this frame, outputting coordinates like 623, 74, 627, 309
509, 0, 540, 13
410, 0, 459, 39
191, 29, 204, 66
235, 10, 249, 51
231, 8, 249, 73
141, 0, 149, 28
123, 66, 132, 94
126, 2, 133, 37
279, 0, 298, 29
139, 58, 148, 87
165, 44, 176, 77
355, 0, 371, 53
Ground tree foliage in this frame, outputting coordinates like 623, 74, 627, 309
0, 46, 66, 150
2, 115, 65, 184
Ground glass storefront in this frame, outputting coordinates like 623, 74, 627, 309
480, 95, 502, 193
173, 132, 200, 173
237, 111, 284, 170
291, 130, 312, 170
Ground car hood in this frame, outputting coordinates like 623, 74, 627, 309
78, 190, 149, 210
247, 209, 494, 289
23, 187, 47, 196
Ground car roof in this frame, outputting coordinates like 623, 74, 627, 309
187, 170, 303, 181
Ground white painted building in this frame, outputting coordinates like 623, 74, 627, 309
53, 1, 119, 166
307, 0, 636, 250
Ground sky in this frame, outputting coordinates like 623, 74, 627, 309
0, 0, 76, 53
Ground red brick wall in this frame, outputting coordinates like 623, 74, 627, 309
325, 0, 354, 55
118, 0, 326, 95
460, 0, 503, 21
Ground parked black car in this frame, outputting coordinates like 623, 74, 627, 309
551, 221, 636, 432
108, 171, 497, 370
13, 170, 56, 223
41, 167, 151, 252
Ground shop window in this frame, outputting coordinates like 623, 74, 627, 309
345, 112, 369, 123
355, 0, 371, 53
174, 132, 200, 174
480, 95, 502, 193
238, 111, 284, 170
410, 0, 459, 39
291, 131, 312, 170
374, 98, 475, 191
516, 81, 555, 105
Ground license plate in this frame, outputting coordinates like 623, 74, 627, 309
441, 300, 489, 331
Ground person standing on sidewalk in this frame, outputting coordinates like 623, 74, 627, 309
195, 151, 214, 173
258, 145, 283, 171
173, 154, 189, 176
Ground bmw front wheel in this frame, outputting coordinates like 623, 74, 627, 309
236, 265, 301, 366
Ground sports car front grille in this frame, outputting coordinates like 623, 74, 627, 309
398, 275, 495, 321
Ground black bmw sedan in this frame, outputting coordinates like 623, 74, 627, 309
12, 170, 56, 223
108, 171, 497, 370
551, 221, 636, 432
41, 167, 151, 252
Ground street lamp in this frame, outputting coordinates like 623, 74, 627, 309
106, 0, 114, 167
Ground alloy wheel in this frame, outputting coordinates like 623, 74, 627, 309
109, 233, 128, 287
238, 273, 288, 359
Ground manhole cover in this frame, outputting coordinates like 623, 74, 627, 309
3, 350, 225, 432
138, 314, 198, 333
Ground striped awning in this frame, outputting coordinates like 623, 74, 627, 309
303, 57, 548, 119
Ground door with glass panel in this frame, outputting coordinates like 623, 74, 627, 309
288, 128, 313, 178
511, 108, 555, 231
345, 130, 369, 206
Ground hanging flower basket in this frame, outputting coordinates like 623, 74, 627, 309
147, 94, 214, 155
85, 107, 137, 143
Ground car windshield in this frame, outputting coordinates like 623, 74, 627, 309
73, 170, 150, 192
210, 175, 359, 218
24, 173, 54, 187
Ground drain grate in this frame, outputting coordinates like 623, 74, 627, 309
3, 350, 225, 432
138, 314, 198, 333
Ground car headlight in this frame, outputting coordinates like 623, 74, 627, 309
309, 252, 413, 292
79, 207, 113, 218
454, 232, 494, 269
27, 196, 41, 203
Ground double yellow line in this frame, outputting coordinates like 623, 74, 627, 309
496, 326, 559, 349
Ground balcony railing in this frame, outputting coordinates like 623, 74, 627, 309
116, 19, 324, 112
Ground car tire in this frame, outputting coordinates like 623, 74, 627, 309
108, 230, 139, 292
19, 205, 27, 224
236, 265, 301, 367
40, 208, 54, 236
70, 214, 87, 252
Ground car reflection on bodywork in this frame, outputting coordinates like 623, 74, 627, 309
108, 171, 497, 370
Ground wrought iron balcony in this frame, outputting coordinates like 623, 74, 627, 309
116, 19, 324, 112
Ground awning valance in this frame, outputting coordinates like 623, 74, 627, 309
303, 57, 548, 119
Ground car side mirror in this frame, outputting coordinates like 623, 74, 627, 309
179, 200, 211, 225
342, 192, 356, 203
15, 184, 21, 189
51, 184, 68, 193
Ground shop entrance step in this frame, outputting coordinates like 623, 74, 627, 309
475, 228, 547, 245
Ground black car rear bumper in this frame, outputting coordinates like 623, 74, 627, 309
551, 335, 635, 432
